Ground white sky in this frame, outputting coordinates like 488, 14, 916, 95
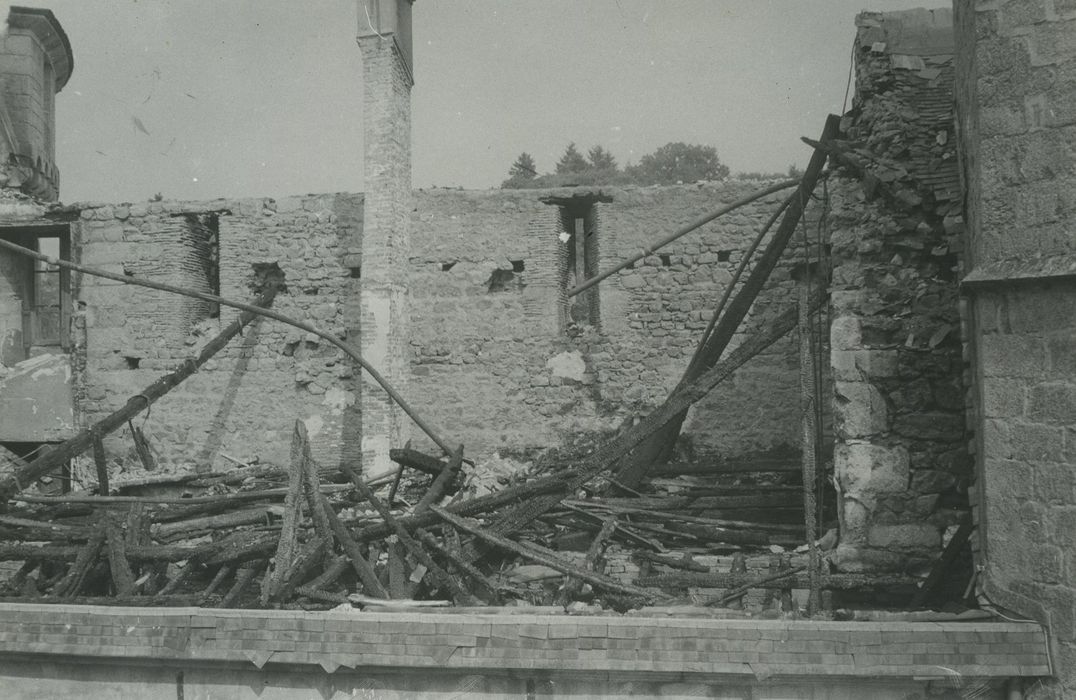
28, 1, 949, 203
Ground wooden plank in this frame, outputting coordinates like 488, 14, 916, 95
221, 564, 260, 608
260, 421, 307, 604
92, 437, 109, 496
319, 493, 388, 598
343, 464, 475, 604
431, 506, 665, 602
415, 444, 464, 514
103, 513, 136, 596
53, 529, 105, 597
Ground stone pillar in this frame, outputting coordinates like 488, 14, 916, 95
357, 1, 413, 478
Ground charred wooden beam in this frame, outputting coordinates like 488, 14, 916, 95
343, 464, 475, 604
415, 444, 464, 514
431, 506, 665, 602
261, 421, 308, 604
636, 571, 919, 591
613, 115, 840, 490
52, 529, 105, 597
633, 551, 710, 573
103, 513, 136, 596
221, 564, 260, 608
389, 448, 452, 478
0, 282, 280, 505
319, 493, 388, 598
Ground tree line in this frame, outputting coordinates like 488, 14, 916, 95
502, 142, 800, 189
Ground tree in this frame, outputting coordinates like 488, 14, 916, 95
502, 152, 539, 188
555, 142, 590, 174
630, 142, 729, 185
588, 145, 618, 172
509, 152, 538, 180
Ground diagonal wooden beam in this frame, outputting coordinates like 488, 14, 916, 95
612, 115, 841, 489
0, 282, 279, 505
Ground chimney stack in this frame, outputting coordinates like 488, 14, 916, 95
356, 0, 414, 478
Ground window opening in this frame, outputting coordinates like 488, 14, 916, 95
0, 226, 71, 357
561, 204, 600, 329
31, 236, 63, 345
185, 214, 220, 319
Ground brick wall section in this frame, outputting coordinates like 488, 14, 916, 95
358, 35, 412, 478
0, 604, 1050, 686
955, 1, 1076, 695
826, 10, 971, 576
407, 182, 816, 462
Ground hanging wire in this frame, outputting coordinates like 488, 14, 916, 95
842, 35, 857, 115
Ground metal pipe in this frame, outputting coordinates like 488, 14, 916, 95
0, 237, 454, 457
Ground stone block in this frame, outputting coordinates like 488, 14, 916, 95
910, 469, 957, 494
836, 441, 910, 495
1027, 381, 1076, 424
834, 381, 888, 438
867, 523, 940, 551
892, 412, 965, 441
832, 349, 899, 381
831, 544, 905, 573
982, 378, 1027, 418
980, 334, 1046, 379
830, 316, 862, 351
1046, 333, 1076, 377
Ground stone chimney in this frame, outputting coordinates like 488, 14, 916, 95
357, 0, 414, 478
0, 6, 72, 201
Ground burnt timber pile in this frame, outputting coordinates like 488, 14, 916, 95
0, 118, 962, 615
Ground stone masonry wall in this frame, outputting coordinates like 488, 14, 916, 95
956, 0, 1076, 695
827, 10, 971, 576
406, 182, 816, 462
69, 182, 817, 485
73, 194, 363, 476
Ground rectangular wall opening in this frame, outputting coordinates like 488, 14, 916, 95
561, 204, 600, 330
0, 225, 71, 361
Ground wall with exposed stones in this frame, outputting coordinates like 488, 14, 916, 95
825, 9, 971, 577
956, 0, 1076, 695
406, 182, 816, 463
70, 194, 364, 476
63, 179, 820, 482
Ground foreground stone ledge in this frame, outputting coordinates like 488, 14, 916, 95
0, 603, 1051, 681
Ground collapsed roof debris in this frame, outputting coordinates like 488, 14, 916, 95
0, 118, 959, 616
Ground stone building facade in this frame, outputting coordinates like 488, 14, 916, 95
826, 9, 972, 577
956, 0, 1076, 695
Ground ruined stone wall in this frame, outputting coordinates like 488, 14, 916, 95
828, 10, 970, 576
71, 181, 815, 481
73, 194, 363, 475
407, 182, 812, 462
955, 0, 1076, 694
